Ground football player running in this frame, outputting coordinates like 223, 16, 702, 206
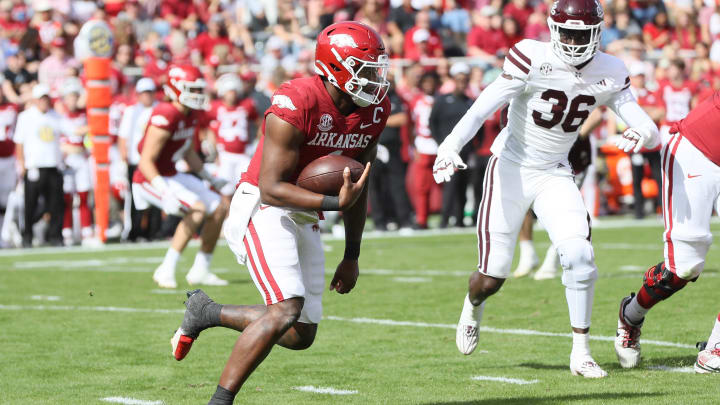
433, 0, 659, 378
614, 91, 720, 373
169, 22, 390, 404
132, 65, 229, 288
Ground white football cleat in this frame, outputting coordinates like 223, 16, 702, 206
153, 265, 178, 289
695, 347, 720, 374
570, 355, 608, 378
512, 252, 539, 278
186, 269, 229, 286
615, 294, 642, 368
456, 294, 484, 355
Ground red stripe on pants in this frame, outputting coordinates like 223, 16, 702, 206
411, 153, 436, 227
663, 134, 682, 272
248, 219, 284, 301
244, 236, 272, 305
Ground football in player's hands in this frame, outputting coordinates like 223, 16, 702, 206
296, 155, 365, 195
568, 136, 592, 174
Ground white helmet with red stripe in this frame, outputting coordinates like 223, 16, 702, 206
164, 64, 209, 110
215, 73, 244, 97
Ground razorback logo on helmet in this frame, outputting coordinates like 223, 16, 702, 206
329, 34, 358, 48
168, 66, 189, 79
272, 95, 297, 111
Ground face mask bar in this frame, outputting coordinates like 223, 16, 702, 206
548, 18, 602, 65
175, 79, 209, 110
327, 47, 390, 106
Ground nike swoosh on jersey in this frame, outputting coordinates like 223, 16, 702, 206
360, 123, 372, 129
687, 174, 702, 178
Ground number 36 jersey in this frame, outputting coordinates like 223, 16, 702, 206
492, 39, 631, 168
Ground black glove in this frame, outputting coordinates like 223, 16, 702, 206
568, 136, 592, 175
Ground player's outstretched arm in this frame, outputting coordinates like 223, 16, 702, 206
433, 73, 523, 183
609, 89, 660, 153
259, 113, 366, 211
330, 143, 376, 294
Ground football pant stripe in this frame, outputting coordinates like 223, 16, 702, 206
476, 156, 493, 272
248, 219, 285, 302
662, 134, 682, 273
506, 54, 529, 75
482, 156, 498, 273
244, 234, 273, 305
510, 46, 531, 65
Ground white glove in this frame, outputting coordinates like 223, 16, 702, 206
376, 144, 390, 164
615, 128, 652, 153
432, 144, 467, 183
152, 176, 188, 216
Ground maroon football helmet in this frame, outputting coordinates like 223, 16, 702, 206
547, 0, 604, 65
314, 21, 390, 107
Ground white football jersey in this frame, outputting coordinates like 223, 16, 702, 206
491, 39, 630, 168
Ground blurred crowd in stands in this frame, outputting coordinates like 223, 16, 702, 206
0, 0, 717, 247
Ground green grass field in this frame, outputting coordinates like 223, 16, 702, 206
2, 218, 719, 404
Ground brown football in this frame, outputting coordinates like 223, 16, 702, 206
296, 155, 365, 195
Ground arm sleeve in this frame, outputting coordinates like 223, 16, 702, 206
440, 74, 525, 153
608, 88, 660, 150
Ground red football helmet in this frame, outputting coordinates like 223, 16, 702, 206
548, 0, 604, 65
314, 21, 390, 107
164, 64, 209, 110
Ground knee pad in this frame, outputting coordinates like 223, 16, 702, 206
643, 262, 691, 302
556, 238, 597, 289
673, 258, 705, 281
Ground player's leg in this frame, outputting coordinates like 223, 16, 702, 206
617, 134, 718, 368
533, 170, 605, 378
412, 154, 433, 229
534, 244, 559, 280
74, 157, 94, 240
457, 156, 529, 354
173, 172, 229, 285
512, 210, 538, 278
61, 167, 75, 245
696, 311, 720, 373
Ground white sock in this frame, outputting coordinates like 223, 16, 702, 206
540, 245, 558, 269
623, 296, 648, 326
192, 251, 213, 271
707, 313, 720, 350
571, 331, 591, 357
461, 294, 485, 324
161, 248, 181, 270
519, 240, 535, 259
565, 284, 594, 331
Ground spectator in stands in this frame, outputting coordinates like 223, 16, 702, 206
0, 87, 17, 241
193, 15, 232, 61
499, 16, 523, 53
409, 71, 439, 229
466, 7, 503, 68
388, 0, 417, 55
690, 41, 712, 80
502, 0, 533, 35
430, 62, 473, 228
643, 9, 671, 50
672, 10, 701, 50
38, 36, 76, 98
369, 79, 414, 232
404, 10, 443, 59
629, 0, 661, 27
118, 78, 161, 242
14, 84, 65, 247
441, 0, 471, 52
614, 8, 643, 41
2, 52, 35, 105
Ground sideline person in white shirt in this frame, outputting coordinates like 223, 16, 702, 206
14, 84, 69, 247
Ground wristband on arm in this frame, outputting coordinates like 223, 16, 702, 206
320, 195, 340, 211
343, 240, 361, 261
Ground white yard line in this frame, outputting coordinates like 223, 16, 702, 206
619, 265, 646, 272
392, 277, 431, 283
30, 295, 60, 301
471, 375, 539, 385
0, 304, 696, 349
150, 289, 182, 294
647, 365, 694, 373
293, 386, 358, 395
100, 397, 164, 405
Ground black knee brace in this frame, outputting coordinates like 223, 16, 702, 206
642, 262, 689, 302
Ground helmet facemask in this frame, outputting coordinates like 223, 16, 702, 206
165, 78, 209, 111
328, 48, 390, 107
548, 18, 602, 66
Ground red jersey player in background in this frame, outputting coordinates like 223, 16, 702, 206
131, 65, 229, 289
0, 89, 18, 246
614, 90, 720, 373
169, 22, 390, 404
656, 59, 697, 141
57, 77, 94, 245
408, 71, 440, 229
207, 73, 258, 197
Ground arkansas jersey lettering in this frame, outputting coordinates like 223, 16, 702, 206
306, 132, 373, 149
241, 75, 390, 186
